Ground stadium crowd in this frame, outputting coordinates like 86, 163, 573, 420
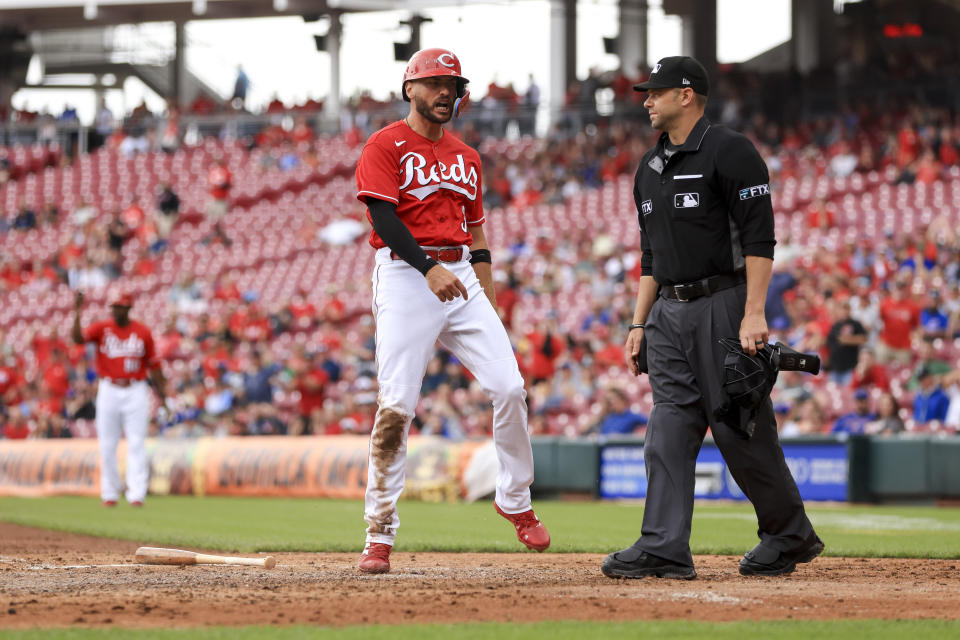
3, 64, 960, 442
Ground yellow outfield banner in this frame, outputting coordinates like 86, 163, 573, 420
0, 435, 497, 501
202, 435, 370, 498
147, 439, 203, 496
0, 439, 101, 497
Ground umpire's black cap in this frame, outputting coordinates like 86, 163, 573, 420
634, 56, 709, 96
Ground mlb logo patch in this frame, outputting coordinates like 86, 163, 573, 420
641, 199, 653, 215
674, 193, 699, 208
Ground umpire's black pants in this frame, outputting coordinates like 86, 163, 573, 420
635, 283, 816, 568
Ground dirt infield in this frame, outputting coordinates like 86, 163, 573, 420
1, 522, 959, 629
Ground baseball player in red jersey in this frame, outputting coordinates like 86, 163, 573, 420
353, 48, 550, 574
72, 291, 168, 507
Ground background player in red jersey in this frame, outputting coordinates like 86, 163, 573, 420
72, 291, 169, 507
353, 47, 549, 574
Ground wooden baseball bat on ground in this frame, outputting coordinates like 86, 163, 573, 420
135, 546, 277, 569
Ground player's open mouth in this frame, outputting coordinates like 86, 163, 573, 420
435, 102, 451, 114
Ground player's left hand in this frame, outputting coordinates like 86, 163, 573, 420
740, 311, 769, 356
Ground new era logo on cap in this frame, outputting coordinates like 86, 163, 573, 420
634, 56, 709, 96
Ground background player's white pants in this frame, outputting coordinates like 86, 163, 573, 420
95, 379, 150, 503
365, 247, 534, 546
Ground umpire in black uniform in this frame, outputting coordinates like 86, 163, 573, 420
601, 56, 823, 580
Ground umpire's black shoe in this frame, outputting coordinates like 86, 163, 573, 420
738, 535, 824, 577
601, 546, 696, 580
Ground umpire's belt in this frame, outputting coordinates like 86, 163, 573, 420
390, 246, 465, 263
661, 270, 747, 302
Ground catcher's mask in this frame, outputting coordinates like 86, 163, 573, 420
715, 338, 820, 438
718, 338, 780, 413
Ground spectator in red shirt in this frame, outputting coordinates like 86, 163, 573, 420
0, 357, 24, 407
132, 248, 157, 276
212, 272, 243, 302
30, 326, 69, 369
156, 317, 184, 361
266, 94, 286, 114
121, 196, 145, 230
203, 158, 232, 246
35, 386, 70, 438
320, 286, 346, 324
805, 197, 836, 230
240, 304, 272, 343
0, 257, 23, 290
291, 117, 315, 144
288, 288, 318, 332
494, 271, 518, 329
938, 127, 959, 166
2, 405, 31, 439
42, 350, 71, 400
850, 348, 891, 392
189, 94, 216, 115
294, 351, 330, 435
877, 279, 921, 364
525, 316, 565, 384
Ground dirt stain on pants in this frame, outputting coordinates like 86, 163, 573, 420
365, 407, 407, 536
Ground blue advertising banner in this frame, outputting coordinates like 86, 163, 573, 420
600, 441, 848, 501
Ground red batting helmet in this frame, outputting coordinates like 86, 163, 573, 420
402, 48, 469, 101
109, 292, 133, 307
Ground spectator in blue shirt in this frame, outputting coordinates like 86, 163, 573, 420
241, 350, 283, 405
591, 387, 647, 436
765, 268, 797, 330
913, 367, 950, 424
831, 389, 876, 435
920, 291, 949, 341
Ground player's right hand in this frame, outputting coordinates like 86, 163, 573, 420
425, 265, 468, 302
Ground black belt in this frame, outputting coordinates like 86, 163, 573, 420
661, 271, 747, 302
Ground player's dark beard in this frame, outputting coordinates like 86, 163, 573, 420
414, 95, 452, 124
112, 309, 131, 326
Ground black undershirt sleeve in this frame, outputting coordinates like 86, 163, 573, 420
367, 197, 438, 276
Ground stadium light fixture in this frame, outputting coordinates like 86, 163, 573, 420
84, 1, 97, 20
193, 0, 207, 15
274, 0, 289, 11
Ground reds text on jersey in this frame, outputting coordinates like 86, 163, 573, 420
84, 320, 158, 380
355, 121, 485, 248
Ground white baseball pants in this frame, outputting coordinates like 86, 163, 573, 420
364, 247, 535, 546
95, 379, 150, 503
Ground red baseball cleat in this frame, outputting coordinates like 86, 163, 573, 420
495, 502, 551, 552
102, 500, 117, 507
357, 543, 392, 574
130, 501, 144, 507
